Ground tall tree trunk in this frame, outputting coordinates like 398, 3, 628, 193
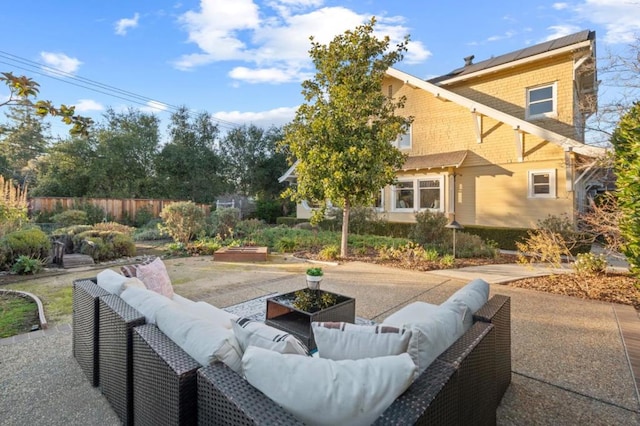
341, 198, 350, 258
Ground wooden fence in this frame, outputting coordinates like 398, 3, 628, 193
29, 197, 211, 222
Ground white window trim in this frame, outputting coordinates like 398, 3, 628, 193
301, 199, 333, 210
526, 82, 557, 120
392, 180, 415, 211
392, 176, 444, 212
528, 169, 556, 198
393, 124, 412, 150
374, 188, 385, 212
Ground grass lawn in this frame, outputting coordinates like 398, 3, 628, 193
0, 293, 39, 338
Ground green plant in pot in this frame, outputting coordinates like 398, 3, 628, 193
305, 267, 323, 290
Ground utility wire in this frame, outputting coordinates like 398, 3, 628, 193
0, 50, 243, 130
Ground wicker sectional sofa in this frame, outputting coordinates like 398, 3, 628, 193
72, 277, 511, 425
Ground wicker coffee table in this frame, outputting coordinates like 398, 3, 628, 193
265, 289, 355, 351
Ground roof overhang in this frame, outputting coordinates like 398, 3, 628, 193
401, 150, 468, 171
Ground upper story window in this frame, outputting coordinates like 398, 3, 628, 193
528, 169, 556, 198
526, 83, 557, 120
392, 125, 412, 150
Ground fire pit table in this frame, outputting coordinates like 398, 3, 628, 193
265, 288, 355, 351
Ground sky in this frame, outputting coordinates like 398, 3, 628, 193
1, 0, 639, 140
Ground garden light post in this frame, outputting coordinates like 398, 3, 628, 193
445, 220, 464, 259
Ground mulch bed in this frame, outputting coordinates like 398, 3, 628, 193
297, 250, 640, 309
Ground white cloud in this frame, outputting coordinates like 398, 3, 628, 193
74, 99, 104, 113
229, 66, 311, 84
175, 1, 431, 82
40, 52, 82, 74
552, 3, 569, 10
213, 106, 298, 127
542, 24, 581, 41
115, 13, 140, 36
570, 0, 640, 44
140, 101, 169, 113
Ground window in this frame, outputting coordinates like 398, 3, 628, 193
393, 176, 444, 211
392, 125, 411, 149
528, 169, 556, 198
374, 189, 384, 211
393, 181, 414, 210
526, 83, 556, 119
418, 179, 441, 209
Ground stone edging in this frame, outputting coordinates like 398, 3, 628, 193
0, 289, 48, 329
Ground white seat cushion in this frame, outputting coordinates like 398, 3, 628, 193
242, 346, 416, 426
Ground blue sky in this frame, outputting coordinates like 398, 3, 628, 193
1, 0, 639, 139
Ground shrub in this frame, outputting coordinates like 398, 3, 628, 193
462, 226, 530, 251
134, 205, 155, 228
516, 228, 570, 268
209, 207, 241, 239
254, 199, 286, 224
187, 237, 222, 256
234, 219, 266, 239
450, 232, 498, 258
51, 209, 88, 227
93, 221, 135, 235
275, 237, 298, 253
11, 255, 44, 275
50, 225, 93, 253
318, 245, 340, 260
574, 252, 608, 276
0, 228, 51, 269
159, 201, 207, 245
75, 230, 136, 261
439, 254, 455, 268
133, 226, 169, 241
0, 176, 28, 238
410, 211, 449, 245
72, 200, 109, 225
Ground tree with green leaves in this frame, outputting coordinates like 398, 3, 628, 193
1, 72, 92, 136
155, 107, 225, 203
219, 124, 288, 197
280, 18, 411, 257
611, 101, 640, 276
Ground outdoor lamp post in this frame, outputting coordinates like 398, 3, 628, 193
445, 220, 464, 259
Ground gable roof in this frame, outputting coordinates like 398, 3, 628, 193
430, 30, 595, 85
385, 67, 605, 157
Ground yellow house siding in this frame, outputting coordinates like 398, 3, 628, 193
455, 159, 573, 228
444, 53, 580, 140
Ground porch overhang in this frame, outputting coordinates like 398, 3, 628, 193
400, 150, 468, 171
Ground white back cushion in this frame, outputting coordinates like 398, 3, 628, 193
446, 278, 490, 330
96, 269, 128, 295
156, 303, 242, 372
242, 346, 416, 426
312, 322, 411, 360
120, 286, 173, 324
190, 302, 238, 329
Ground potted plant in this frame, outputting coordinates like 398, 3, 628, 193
305, 267, 323, 290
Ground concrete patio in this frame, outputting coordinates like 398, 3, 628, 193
1, 257, 639, 425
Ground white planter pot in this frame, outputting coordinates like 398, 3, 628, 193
306, 275, 323, 290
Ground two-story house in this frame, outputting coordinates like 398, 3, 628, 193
281, 30, 605, 229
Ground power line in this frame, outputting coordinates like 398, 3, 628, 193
0, 50, 243, 131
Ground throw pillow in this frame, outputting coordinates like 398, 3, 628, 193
96, 269, 128, 295
312, 322, 411, 360
120, 256, 155, 277
156, 303, 243, 372
232, 317, 308, 355
120, 286, 173, 324
136, 257, 174, 298
242, 346, 416, 426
